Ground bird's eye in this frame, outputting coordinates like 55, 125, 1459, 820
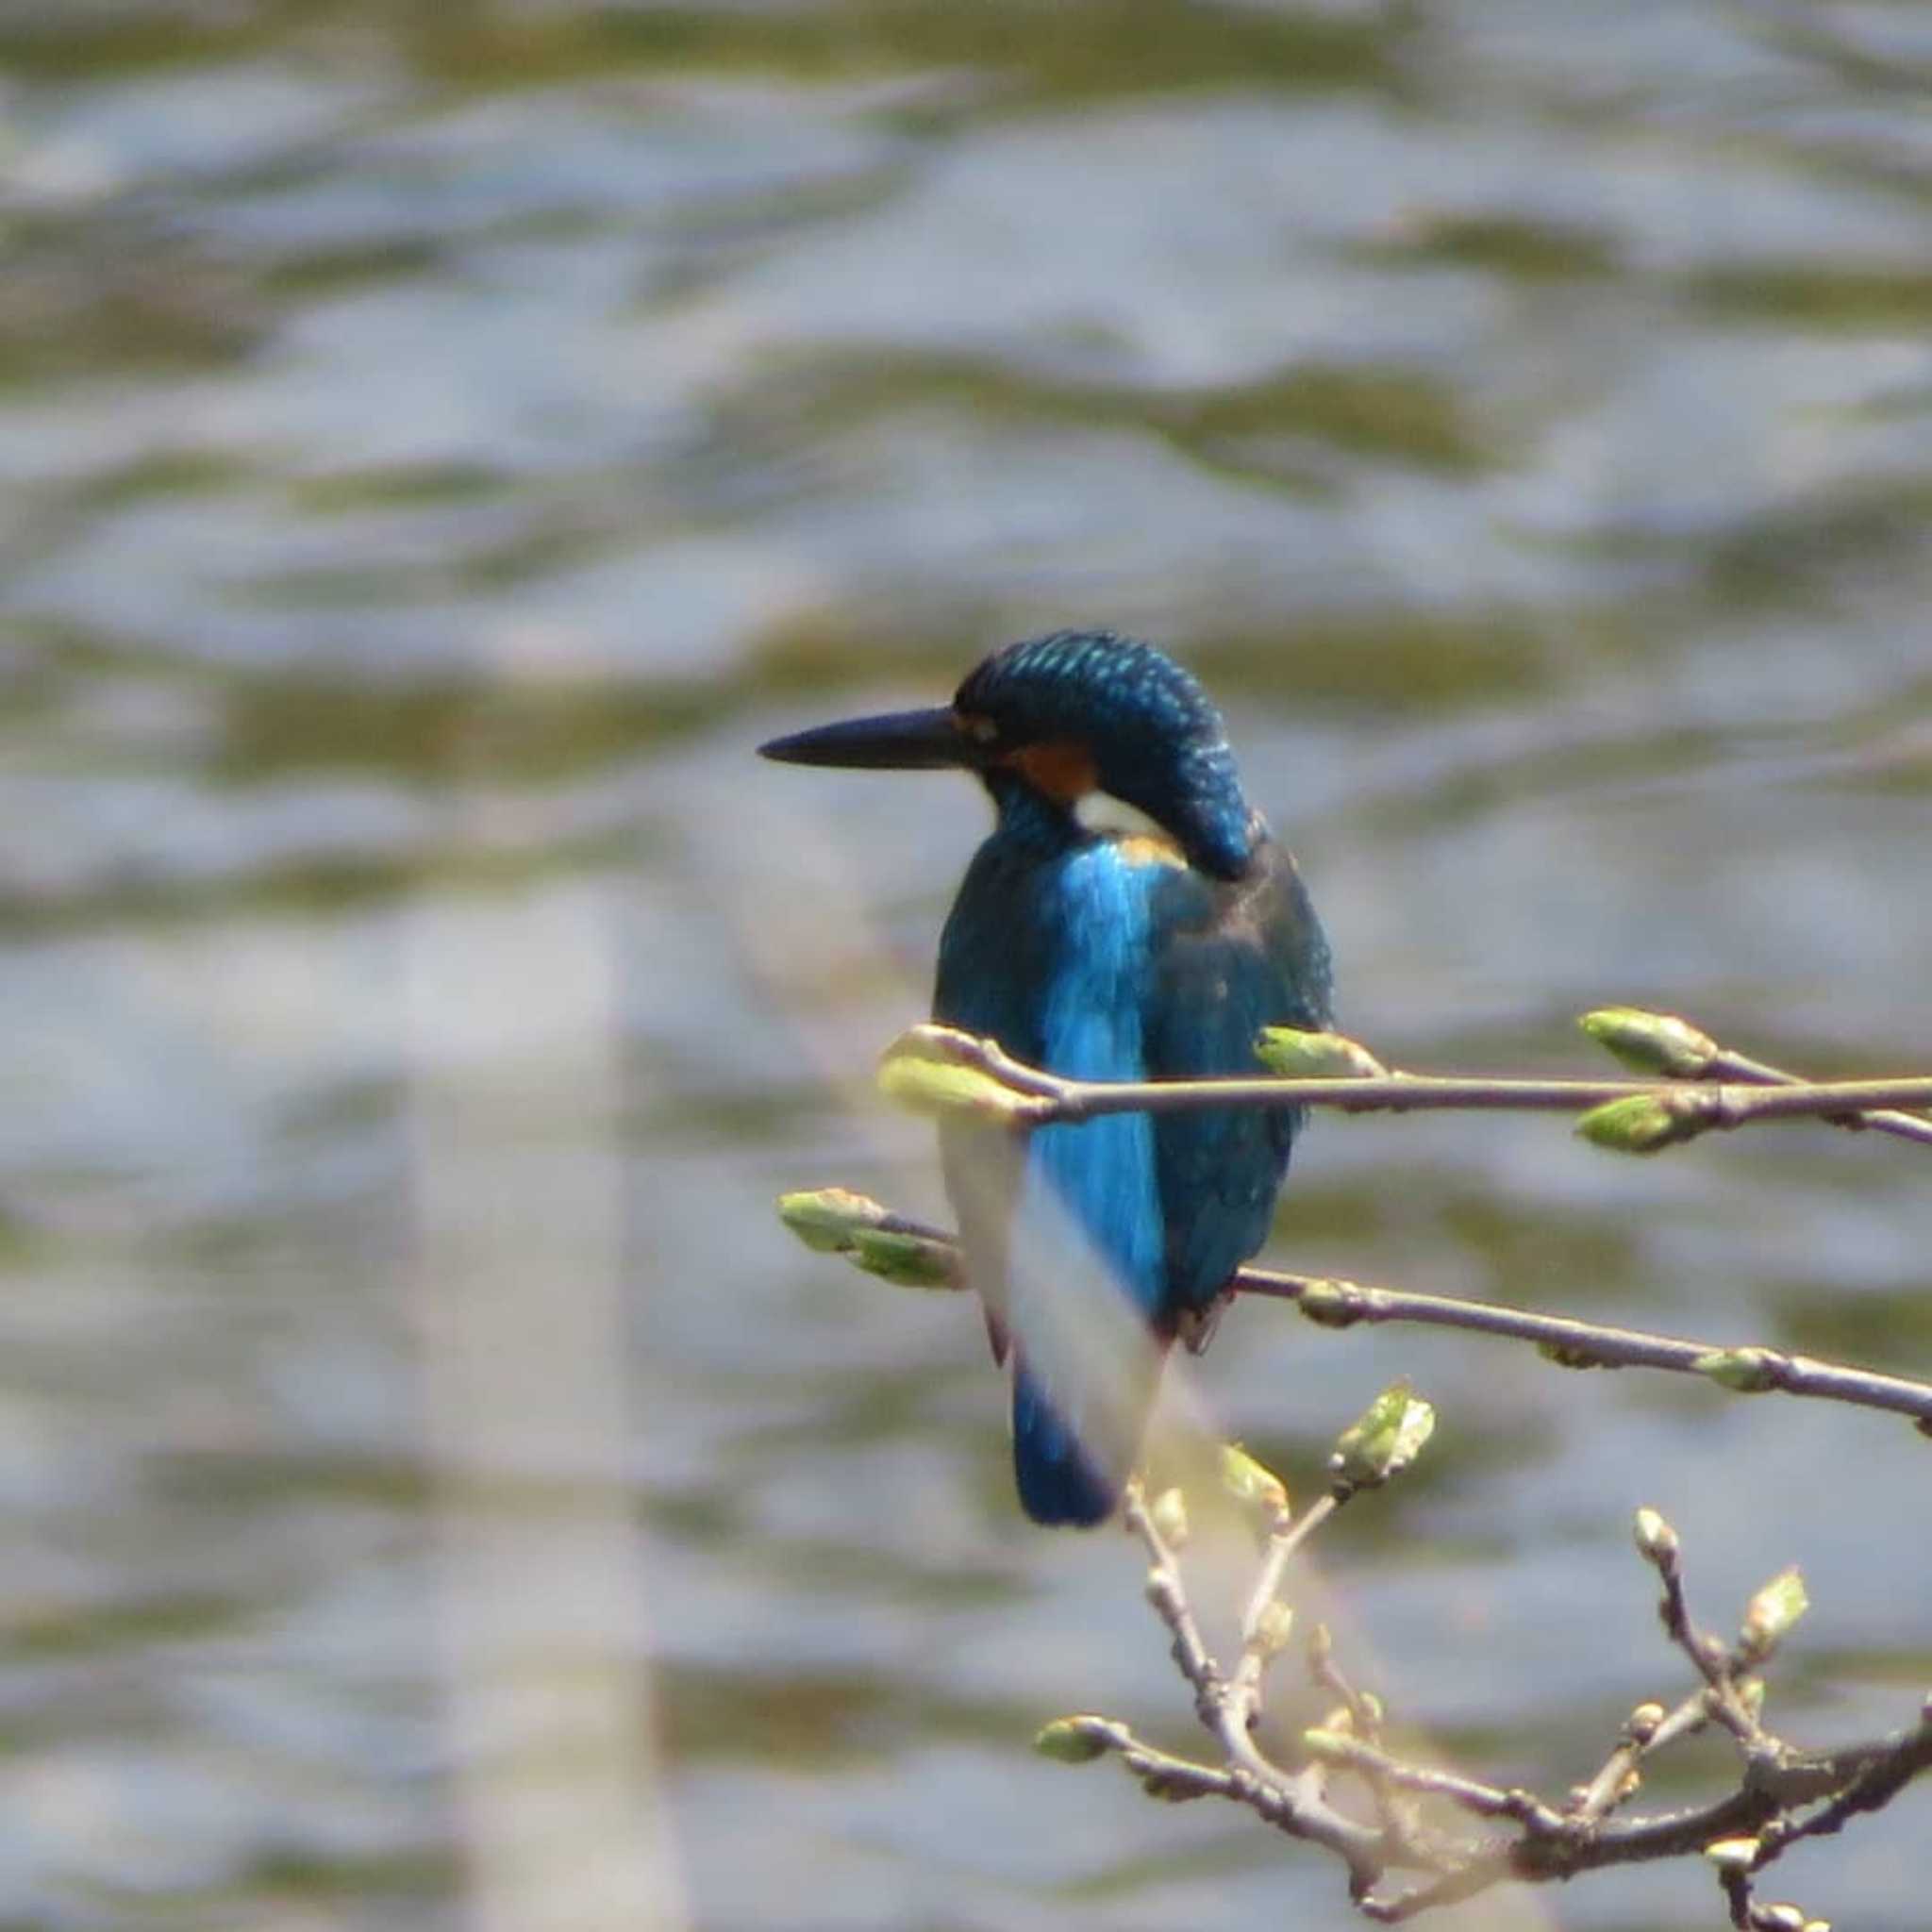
959, 713, 1000, 744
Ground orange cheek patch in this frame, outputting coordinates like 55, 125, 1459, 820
1007, 739, 1098, 803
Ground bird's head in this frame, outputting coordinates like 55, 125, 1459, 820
758, 630, 1257, 878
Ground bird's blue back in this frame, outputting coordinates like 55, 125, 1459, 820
935, 786, 1331, 1524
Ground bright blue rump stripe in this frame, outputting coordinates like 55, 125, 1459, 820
1010, 842, 1164, 1524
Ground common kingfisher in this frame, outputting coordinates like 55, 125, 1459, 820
761, 630, 1332, 1525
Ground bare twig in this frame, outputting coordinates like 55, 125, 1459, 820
776, 1193, 1932, 1433
1634, 1510, 1769, 1750
1568, 1693, 1702, 1824
1580, 1008, 1932, 1152
892, 1022, 1932, 1141
1240, 1266, 1932, 1435
1040, 1454, 1931, 1925
1119, 1483, 1390, 1890
1697, 1041, 1932, 1150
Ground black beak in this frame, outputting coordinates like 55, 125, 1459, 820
758, 705, 970, 771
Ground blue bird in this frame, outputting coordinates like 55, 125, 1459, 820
760, 631, 1332, 1525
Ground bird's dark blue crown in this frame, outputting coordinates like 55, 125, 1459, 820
958, 630, 1256, 878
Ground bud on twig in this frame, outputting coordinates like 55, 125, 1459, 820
1578, 1008, 1719, 1078
1538, 1339, 1607, 1369
1149, 1486, 1191, 1549
1740, 1567, 1808, 1660
1034, 1716, 1116, 1763
1252, 1601, 1295, 1659
1329, 1380, 1436, 1493
775, 1190, 961, 1290
1624, 1701, 1666, 1745
1254, 1026, 1389, 1079
1293, 1279, 1360, 1329
775, 1187, 891, 1253
1574, 1091, 1703, 1155
1633, 1507, 1680, 1571
1221, 1442, 1291, 1519
847, 1226, 958, 1289
876, 1026, 1041, 1125
1695, 1347, 1779, 1393
1139, 1766, 1207, 1804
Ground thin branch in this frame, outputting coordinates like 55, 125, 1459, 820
1238, 1264, 1932, 1434
1637, 1524, 1769, 1752
777, 1194, 1932, 1432
1305, 1732, 1555, 1827
1046, 1446, 1932, 1925
1307, 1622, 1384, 1750
908, 1024, 1932, 1137
1755, 1709, 1932, 1863
1120, 1484, 1391, 1887
1699, 1041, 1932, 1150
1568, 1692, 1707, 1824
1237, 1492, 1337, 1689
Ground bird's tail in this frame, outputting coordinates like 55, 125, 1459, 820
1011, 1348, 1170, 1527
1011, 1358, 1117, 1526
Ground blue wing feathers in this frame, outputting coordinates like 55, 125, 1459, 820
1148, 839, 1331, 1317
1008, 843, 1163, 1525
936, 819, 1330, 1525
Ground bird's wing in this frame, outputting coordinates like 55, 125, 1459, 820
1145, 832, 1333, 1326
934, 834, 1174, 1524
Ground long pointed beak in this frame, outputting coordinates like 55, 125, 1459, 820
758, 705, 969, 771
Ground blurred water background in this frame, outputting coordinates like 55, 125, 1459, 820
1, 1, 1929, 1926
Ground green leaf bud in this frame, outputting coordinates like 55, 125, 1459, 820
1740, 1566, 1808, 1658
1538, 1340, 1607, 1369
1254, 1027, 1388, 1079
776, 1187, 891, 1254
1574, 1091, 1702, 1155
847, 1227, 958, 1290
1220, 1442, 1291, 1518
1694, 1347, 1779, 1393
1294, 1279, 1360, 1329
876, 1026, 1041, 1125
1033, 1717, 1113, 1764
1578, 1008, 1718, 1078
1329, 1379, 1436, 1492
